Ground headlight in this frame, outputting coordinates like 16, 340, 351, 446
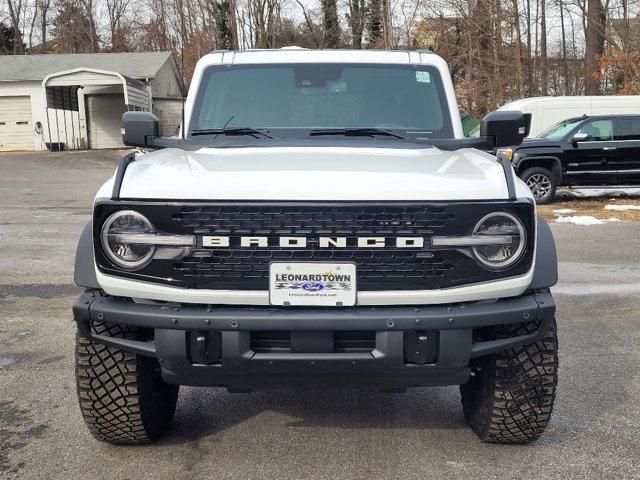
472, 212, 526, 269
101, 210, 156, 269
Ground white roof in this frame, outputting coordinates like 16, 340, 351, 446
499, 95, 640, 110
203, 48, 437, 65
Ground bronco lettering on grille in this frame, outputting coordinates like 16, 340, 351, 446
201, 236, 425, 248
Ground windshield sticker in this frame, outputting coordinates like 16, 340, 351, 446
416, 71, 431, 83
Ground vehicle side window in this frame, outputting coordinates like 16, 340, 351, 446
576, 119, 613, 141
615, 117, 640, 141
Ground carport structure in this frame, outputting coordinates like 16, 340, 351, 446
42, 68, 151, 150
0, 52, 183, 151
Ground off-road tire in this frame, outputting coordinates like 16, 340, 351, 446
460, 318, 558, 444
521, 167, 557, 205
75, 322, 179, 444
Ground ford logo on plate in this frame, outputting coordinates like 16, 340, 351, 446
301, 282, 325, 292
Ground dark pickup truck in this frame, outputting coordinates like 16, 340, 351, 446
499, 114, 640, 203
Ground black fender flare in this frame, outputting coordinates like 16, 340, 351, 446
74, 220, 100, 289
514, 155, 563, 184
530, 218, 558, 289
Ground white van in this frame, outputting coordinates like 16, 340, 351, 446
469, 96, 640, 138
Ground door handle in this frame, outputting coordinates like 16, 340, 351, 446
602, 146, 617, 151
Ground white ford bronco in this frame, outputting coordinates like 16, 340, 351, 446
73, 49, 559, 445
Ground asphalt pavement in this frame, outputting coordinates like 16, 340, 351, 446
1, 151, 639, 479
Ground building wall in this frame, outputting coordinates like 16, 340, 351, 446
153, 98, 183, 136
0, 81, 48, 151
149, 59, 184, 136
149, 59, 183, 99
0, 81, 136, 151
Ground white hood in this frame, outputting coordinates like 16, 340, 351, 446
116, 146, 512, 201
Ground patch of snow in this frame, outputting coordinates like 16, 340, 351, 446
556, 188, 640, 199
555, 215, 621, 226
604, 204, 640, 211
552, 208, 576, 215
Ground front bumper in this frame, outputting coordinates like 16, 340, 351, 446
73, 290, 555, 390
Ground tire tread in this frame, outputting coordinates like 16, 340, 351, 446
461, 318, 558, 444
75, 322, 178, 444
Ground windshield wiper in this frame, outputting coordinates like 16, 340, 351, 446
190, 127, 274, 139
309, 127, 407, 139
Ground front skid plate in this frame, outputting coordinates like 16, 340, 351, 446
73, 291, 555, 389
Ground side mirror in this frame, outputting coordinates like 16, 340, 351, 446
122, 111, 162, 148
572, 132, 588, 145
480, 110, 526, 149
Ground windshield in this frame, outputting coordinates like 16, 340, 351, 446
538, 118, 583, 139
189, 63, 453, 139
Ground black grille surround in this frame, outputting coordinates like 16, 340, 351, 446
93, 201, 535, 292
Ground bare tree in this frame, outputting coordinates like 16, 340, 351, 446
295, 0, 322, 47
51, 0, 100, 52
525, 0, 535, 93
149, 0, 171, 50
321, 0, 340, 47
28, 0, 38, 48
38, 0, 52, 49
247, 0, 281, 48
368, 0, 383, 46
201, 0, 239, 49
511, 0, 525, 97
226, 0, 239, 49
585, 0, 605, 93
106, 0, 130, 51
346, 0, 367, 48
558, 0, 569, 94
3, 0, 637, 112
540, 0, 548, 94
80, 0, 99, 51
619, 0, 629, 51
5, 0, 26, 53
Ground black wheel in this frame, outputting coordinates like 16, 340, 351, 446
460, 318, 558, 444
75, 322, 179, 444
521, 167, 557, 204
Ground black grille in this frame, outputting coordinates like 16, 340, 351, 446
94, 201, 536, 291
175, 204, 456, 291
175, 249, 455, 290
174, 204, 455, 233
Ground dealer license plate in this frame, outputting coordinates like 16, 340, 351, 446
269, 262, 357, 306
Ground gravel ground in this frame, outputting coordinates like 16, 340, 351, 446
537, 196, 640, 223
1, 150, 639, 480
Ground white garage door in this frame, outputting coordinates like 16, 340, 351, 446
0, 96, 34, 151
87, 94, 127, 149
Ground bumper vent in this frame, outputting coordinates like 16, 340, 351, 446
251, 331, 291, 353
334, 331, 375, 352
250, 330, 376, 354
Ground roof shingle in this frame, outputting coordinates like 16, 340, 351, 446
0, 51, 174, 82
